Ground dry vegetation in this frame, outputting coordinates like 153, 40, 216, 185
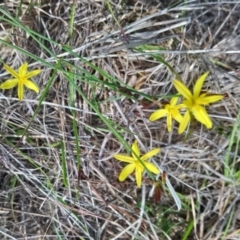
0, 0, 240, 239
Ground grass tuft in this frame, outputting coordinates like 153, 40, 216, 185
0, 1, 240, 239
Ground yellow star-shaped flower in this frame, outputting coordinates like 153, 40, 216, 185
173, 72, 223, 134
149, 97, 184, 132
0, 63, 41, 101
114, 140, 160, 187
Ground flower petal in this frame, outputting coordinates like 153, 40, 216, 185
173, 80, 193, 100
197, 94, 223, 105
149, 109, 168, 121
178, 110, 190, 134
192, 105, 212, 128
114, 154, 135, 163
183, 99, 193, 109
4, 64, 19, 78
0, 79, 18, 89
166, 114, 172, 132
19, 63, 28, 77
119, 163, 136, 182
172, 111, 183, 123
24, 79, 39, 93
135, 165, 143, 187
131, 140, 140, 159
170, 97, 179, 106
144, 162, 160, 174
25, 69, 41, 79
141, 148, 160, 161
193, 72, 209, 98
175, 103, 186, 110
18, 83, 24, 101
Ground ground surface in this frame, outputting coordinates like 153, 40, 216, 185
0, 1, 240, 240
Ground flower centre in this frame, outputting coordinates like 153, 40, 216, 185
170, 107, 178, 116
19, 77, 25, 83
135, 161, 144, 171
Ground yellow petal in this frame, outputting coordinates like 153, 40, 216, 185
197, 94, 223, 105
144, 162, 160, 174
175, 103, 186, 110
0, 79, 18, 89
192, 105, 212, 128
166, 114, 172, 132
18, 82, 24, 101
149, 109, 168, 121
119, 163, 135, 182
131, 140, 140, 159
24, 79, 39, 93
172, 111, 183, 123
19, 63, 28, 77
4, 64, 19, 78
170, 97, 179, 106
141, 148, 160, 161
193, 72, 209, 98
183, 99, 193, 109
135, 165, 143, 187
178, 110, 190, 134
173, 80, 193, 100
114, 154, 135, 163
25, 69, 41, 79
